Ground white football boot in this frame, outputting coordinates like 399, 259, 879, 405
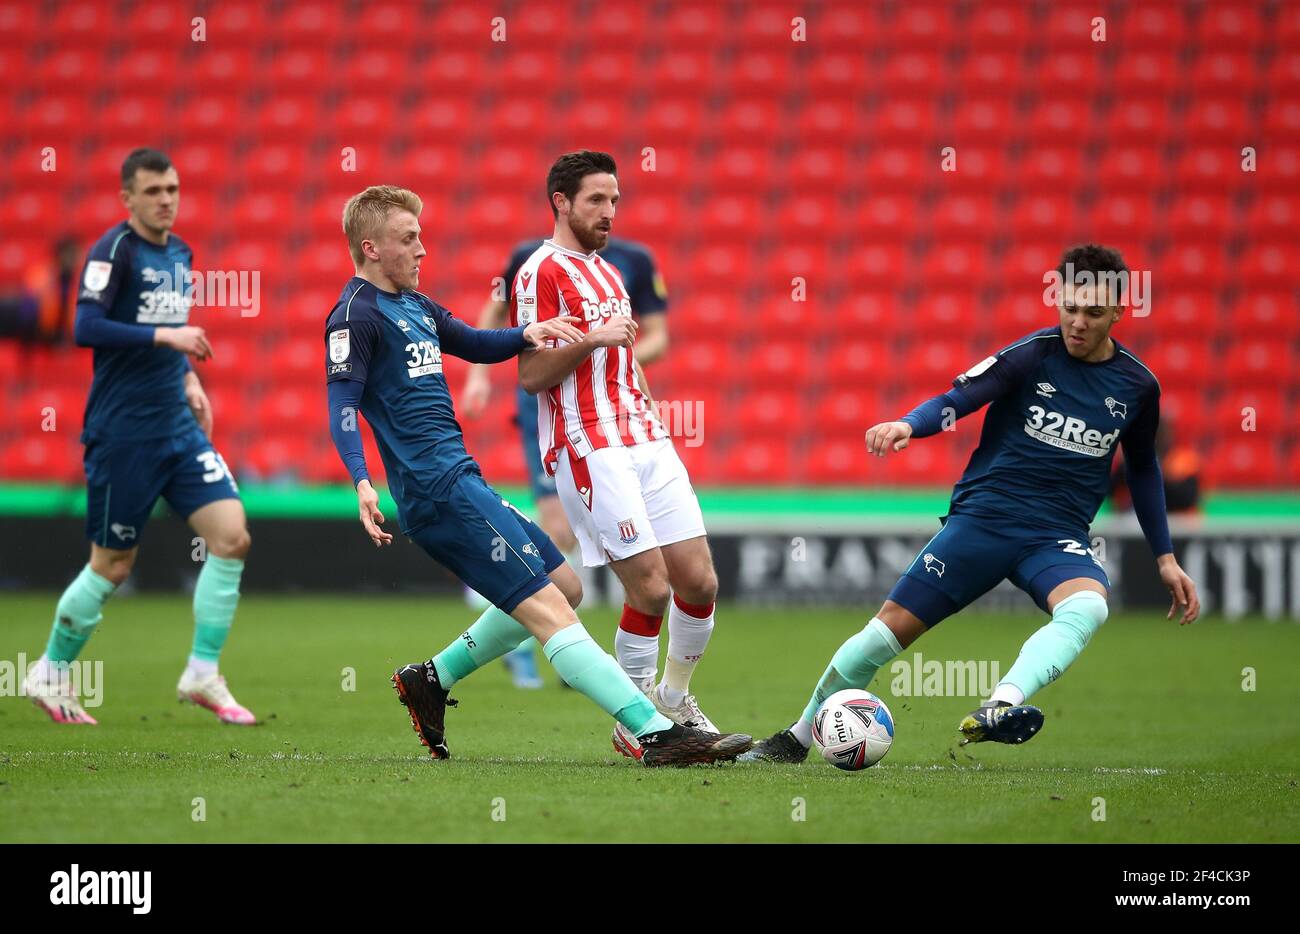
24, 664, 97, 724
177, 669, 256, 725
651, 684, 719, 733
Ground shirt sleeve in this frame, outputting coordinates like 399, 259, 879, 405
627, 249, 668, 315
324, 315, 380, 385
1120, 389, 1174, 557
327, 378, 369, 487
73, 238, 154, 348
511, 260, 562, 331
900, 389, 981, 438
949, 336, 1045, 409
430, 303, 529, 363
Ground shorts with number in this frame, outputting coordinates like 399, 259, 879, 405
555, 437, 706, 567
84, 427, 240, 550
887, 512, 1110, 627
406, 469, 565, 613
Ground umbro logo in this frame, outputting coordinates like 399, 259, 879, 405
1036, 383, 1057, 398
397, 319, 410, 331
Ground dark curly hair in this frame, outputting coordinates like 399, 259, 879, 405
546, 150, 617, 218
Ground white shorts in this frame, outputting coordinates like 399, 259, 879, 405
554, 438, 707, 567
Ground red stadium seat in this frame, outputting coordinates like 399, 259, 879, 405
730, 439, 795, 484
1036, 50, 1102, 93
1138, 340, 1210, 391
1204, 437, 1282, 488
1016, 148, 1086, 191
956, 51, 1021, 92
1244, 195, 1300, 239
1112, 51, 1182, 95
823, 341, 891, 388
966, 5, 1032, 48
1126, 3, 1192, 48
1228, 293, 1300, 333
734, 390, 800, 437
1224, 340, 1293, 388
807, 52, 868, 97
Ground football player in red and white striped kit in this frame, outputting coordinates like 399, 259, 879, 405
511, 151, 725, 760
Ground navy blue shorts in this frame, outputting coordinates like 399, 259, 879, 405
887, 512, 1110, 627
515, 384, 557, 501
84, 427, 240, 550
407, 469, 565, 613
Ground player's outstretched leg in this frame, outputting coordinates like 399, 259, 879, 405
26, 552, 127, 724
958, 588, 1108, 745
177, 502, 255, 725
519, 586, 751, 767
394, 604, 542, 757
741, 613, 906, 763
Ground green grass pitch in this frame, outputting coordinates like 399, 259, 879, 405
2, 593, 1297, 842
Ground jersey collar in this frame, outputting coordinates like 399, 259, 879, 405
545, 239, 599, 261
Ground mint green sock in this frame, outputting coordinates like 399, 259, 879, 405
433, 606, 531, 688
998, 590, 1108, 702
45, 565, 116, 663
800, 618, 903, 724
543, 624, 672, 736
191, 554, 244, 663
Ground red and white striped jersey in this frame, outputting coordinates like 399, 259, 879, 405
510, 239, 668, 475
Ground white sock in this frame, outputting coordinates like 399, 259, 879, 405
29, 654, 56, 682
662, 597, 714, 706
989, 683, 1026, 706
186, 656, 218, 680
789, 719, 813, 748
613, 628, 658, 692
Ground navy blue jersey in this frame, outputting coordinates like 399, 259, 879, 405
502, 237, 667, 315
76, 221, 196, 442
324, 278, 527, 532
947, 327, 1161, 532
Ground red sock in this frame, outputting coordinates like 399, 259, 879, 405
672, 593, 715, 620
619, 604, 663, 636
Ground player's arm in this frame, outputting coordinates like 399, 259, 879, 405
434, 304, 585, 364
461, 296, 510, 418
73, 250, 212, 359
1121, 392, 1200, 625
183, 367, 213, 436
867, 342, 1038, 456
518, 316, 638, 393
634, 312, 668, 364
629, 250, 670, 364
324, 316, 391, 547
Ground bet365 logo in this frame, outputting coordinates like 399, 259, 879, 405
580, 296, 631, 323
1023, 405, 1120, 457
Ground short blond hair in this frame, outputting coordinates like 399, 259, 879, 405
342, 186, 423, 266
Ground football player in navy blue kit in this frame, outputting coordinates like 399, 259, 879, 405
324, 186, 750, 766
460, 236, 669, 688
24, 148, 255, 726
742, 244, 1201, 762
